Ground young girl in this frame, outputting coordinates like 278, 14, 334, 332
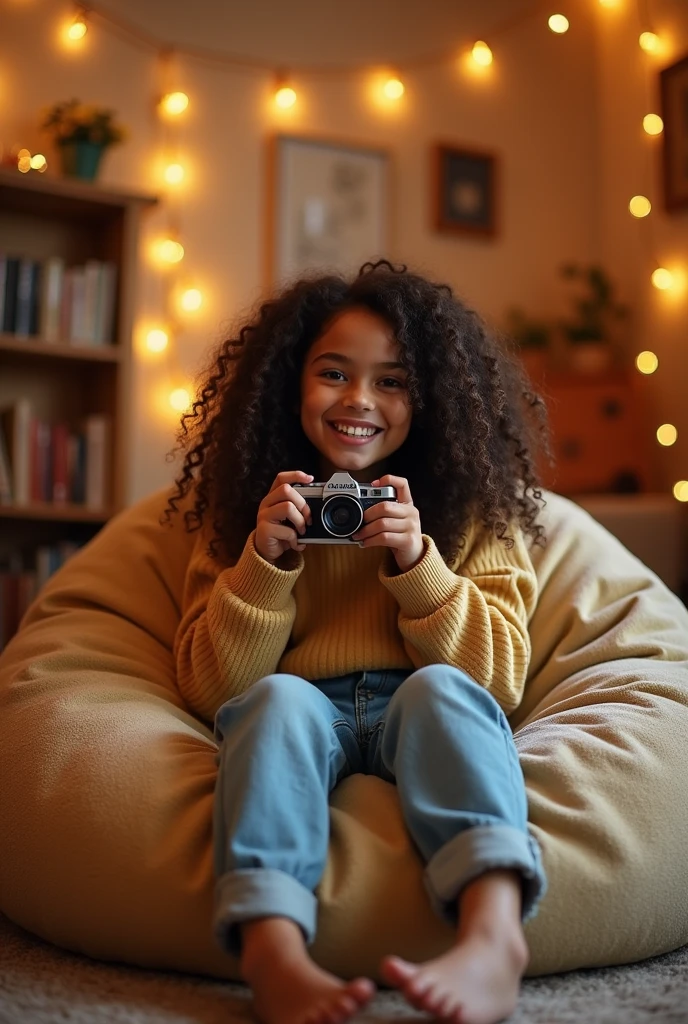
165, 261, 549, 1024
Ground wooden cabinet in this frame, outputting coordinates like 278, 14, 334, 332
531, 368, 655, 496
0, 167, 157, 646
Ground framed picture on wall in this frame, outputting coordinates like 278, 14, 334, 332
269, 135, 390, 285
432, 144, 498, 238
660, 53, 688, 211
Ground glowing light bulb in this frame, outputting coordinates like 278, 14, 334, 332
156, 239, 185, 264
635, 350, 659, 374
170, 388, 191, 412
146, 329, 169, 353
180, 288, 203, 312
629, 195, 651, 218
548, 14, 569, 33
651, 267, 674, 290
275, 86, 297, 109
17, 154, 31, 173
30, 154, 47, 171
657, 424, 678, 447
673, 481, 688, 502
471, 41, 493, 66
383, 77, 405, 100
67, 14, 87, 41
643, 113, 663, 135
164, 162, 185, 185
639, 31, 660, 53
160, 92, 189, 117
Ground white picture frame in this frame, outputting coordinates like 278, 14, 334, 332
269, 135, 390, 285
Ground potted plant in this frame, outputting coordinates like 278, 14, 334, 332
504, 307, 552, 378
41, 100, 127, 181
558, 263, 629, 372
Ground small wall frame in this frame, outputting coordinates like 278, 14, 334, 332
432, 143, 498, 238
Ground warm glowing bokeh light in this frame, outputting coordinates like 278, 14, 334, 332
643, 113, 664, 135
155, 239, 185, 264
673, 481, 688, 503
30, 153, 47, 171
629, 195, 651, 217
651, 267, 674, 290
635, 350, 659, 374
146, 329, 169, 353
164, 162, 185, 185
67, 17, 87, 41
639, 31, 660, 53
548, 14, 569, 33
170, 388, 191, 412
657, 424, 678, 447
383, 77, 405, 100
180, 288, 203, 312
160, 92, 189, 116
275, 86, 297, 109
471, 41, 493, 66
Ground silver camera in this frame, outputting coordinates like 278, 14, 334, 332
294, 471, 396, 544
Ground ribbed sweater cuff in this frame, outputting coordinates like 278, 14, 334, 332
379, 534, 460, 618
217, 531, 303, 611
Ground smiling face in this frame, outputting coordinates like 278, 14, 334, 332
300, 307, 412, 482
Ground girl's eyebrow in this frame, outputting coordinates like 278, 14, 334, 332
311, 352, 405, 370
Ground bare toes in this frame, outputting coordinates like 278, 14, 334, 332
348, 978, 376, 1005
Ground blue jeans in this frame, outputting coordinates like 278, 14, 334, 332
213, 665, 546, 955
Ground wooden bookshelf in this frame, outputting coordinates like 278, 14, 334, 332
0, 167, 157, 645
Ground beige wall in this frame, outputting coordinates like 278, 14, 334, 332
2, 1, 684, 501
595, 0, 688, 493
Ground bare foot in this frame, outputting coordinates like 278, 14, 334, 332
380, 928, 528, 1024
243, 946, 375, 1024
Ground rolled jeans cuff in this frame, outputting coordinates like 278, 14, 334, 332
425, 824, 547, 926
214, 868, 318, 957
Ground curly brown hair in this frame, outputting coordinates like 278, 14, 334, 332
163, 260, 550, 563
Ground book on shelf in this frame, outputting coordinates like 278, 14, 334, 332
0, 401, 111, 509
0, 252, 117, 345
1, 256, 20, 333
0, 540, 80, 650
83, 413, 110, 509
39, 257, 64, 342
0, 418, 12, 504
14, 259, 41, 337
0, 398, 32, 505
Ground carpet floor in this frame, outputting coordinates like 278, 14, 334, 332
2, 914, 688, 1024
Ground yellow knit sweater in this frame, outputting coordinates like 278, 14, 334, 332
175, 520, 538, 723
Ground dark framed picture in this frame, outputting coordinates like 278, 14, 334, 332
660, 53, 688, 212
432, 144, 498, 237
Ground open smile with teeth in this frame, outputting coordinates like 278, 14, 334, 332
330, 422, 381, 438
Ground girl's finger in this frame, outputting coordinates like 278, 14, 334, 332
371, 475, 413, 503
363, 501, 409, 522
355, 518, 411, 541
269, 470, 314, 491
260, 500, 309, 534
262, 485, 312, 524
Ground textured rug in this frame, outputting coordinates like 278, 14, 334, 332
1, 913, 688, 1024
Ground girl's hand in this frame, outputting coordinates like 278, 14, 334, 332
255, 471, 313, 564
353, 475, 424, 573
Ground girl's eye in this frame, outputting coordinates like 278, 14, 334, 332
379, 377, 406, 389
321, 369, 347, 381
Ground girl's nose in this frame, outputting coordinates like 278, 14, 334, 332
344, 384, 374, 410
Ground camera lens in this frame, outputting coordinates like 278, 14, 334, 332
322, 495, 363, 538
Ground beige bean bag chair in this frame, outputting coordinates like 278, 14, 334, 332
1, 488, 687, 980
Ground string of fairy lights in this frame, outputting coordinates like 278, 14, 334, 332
10, 0, 688, 500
